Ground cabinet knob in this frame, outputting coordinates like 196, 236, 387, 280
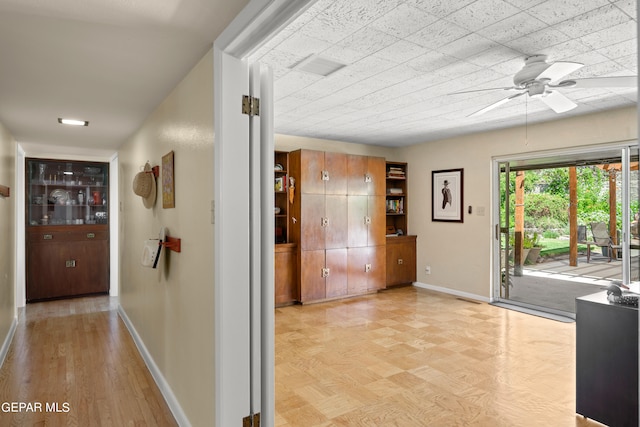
86, 233, 95, 239
43, 234, 53, 240
321, 217, 329, 227
321, 170, 329, 181
65, 260, 76, 268
321, 268, 330, 278
398, 258, 403, 265
364, 216, 371, 225
364, 174, 372, 183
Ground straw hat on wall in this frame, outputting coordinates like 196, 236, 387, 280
132, 162, 156, 209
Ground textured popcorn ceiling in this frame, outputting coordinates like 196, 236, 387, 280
0, 0, 635, 150
250, 0, 637, 147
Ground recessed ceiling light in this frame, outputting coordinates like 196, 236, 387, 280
291, 54, 346, 77
58, 118, 89, 126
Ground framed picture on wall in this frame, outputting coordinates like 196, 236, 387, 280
432, 168, 463, 222
162, 151, 175, 209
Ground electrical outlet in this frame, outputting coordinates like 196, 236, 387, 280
425, 266, 431, 275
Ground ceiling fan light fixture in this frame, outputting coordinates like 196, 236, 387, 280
58, 118, 89, 126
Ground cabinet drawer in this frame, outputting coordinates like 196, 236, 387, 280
29, 231, 72, 242
67, 230, 109, 241
28, 228, 108, 242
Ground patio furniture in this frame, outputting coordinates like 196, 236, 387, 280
583, 222, 620, 263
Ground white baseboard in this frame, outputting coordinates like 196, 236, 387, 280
0, 316, 17, 368
117, 305, 191, 427
413, 282, 491, 303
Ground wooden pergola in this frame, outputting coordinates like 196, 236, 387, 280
513, 162, 638, 269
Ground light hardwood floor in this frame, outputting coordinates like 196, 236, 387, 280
275, 286, 605, 427
0, 296, 177, 427
0, 288, 606, 427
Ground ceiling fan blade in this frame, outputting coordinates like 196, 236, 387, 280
468, 92, 525, 117
540, 90, 577, 113
560, 76, 637, 88
536, 61, 583, 82
449, 86, 516, 95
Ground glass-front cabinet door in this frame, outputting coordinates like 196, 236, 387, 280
26, 158, 109, 227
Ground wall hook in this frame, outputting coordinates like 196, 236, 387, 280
161, 236, 181, 253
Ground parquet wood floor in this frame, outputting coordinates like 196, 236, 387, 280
275, 286, 605, 427
0, 296, 177, 427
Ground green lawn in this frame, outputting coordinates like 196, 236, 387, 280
539, 237, 594, 257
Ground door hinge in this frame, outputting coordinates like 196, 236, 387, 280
242, 95, 260, 116
243, 413, 260, 427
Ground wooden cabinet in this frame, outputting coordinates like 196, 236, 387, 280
348, 246, 386, 294
26, 226, 109, 301
290, 149, 386, 303
386, 235, 417, 286
274, 152, 298, 306
385, 161, 417, 287
385, 161, 408, 235
26, 159, 109, 227
274, 151, 289, 243
300, 248, 348, 301
26, 158, 110, 302
275, 243, 297, 306
576, 292, 638, 427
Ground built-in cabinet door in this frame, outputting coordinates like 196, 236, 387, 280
347, 246, 385, 294
325, 195, 347, 249
300, 250, 326, 302
299, 150, 325, 194
325, 248, 348, 298
386, 236, 417, 286
324, 152, 347, 195
275, 244, 297, 305
347, 247, 369, 295
368, 245, 386, 291
347, 155, 369, 195
368, 196, 386, 247
348, 196, 369, 248
27, 241, 69, 301
72, 239, 109, 296
347, 155, 386, 196
300, 194, 325, 251
348, 195, 386, 248
368, 157, 386, 196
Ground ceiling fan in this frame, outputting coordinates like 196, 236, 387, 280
451, 54, 636, 117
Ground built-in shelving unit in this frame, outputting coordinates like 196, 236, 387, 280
385, 161, 416, 287
25, 158, 110, 302
385, 161, 408, 235
274, 151, 297, 306
274, 151, 289, 244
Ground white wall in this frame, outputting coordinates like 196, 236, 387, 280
118, 50, 216, 426
400, 106, 637, 299
0, 121, 16, 360
276, 134, 397, 159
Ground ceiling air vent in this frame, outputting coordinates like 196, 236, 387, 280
292, 54, 346, 77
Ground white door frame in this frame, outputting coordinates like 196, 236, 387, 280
491, 141, 638, 303
213, 1, 316, 426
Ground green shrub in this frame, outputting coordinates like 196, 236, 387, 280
542, 230, 559, 239
524, 193, 568, 230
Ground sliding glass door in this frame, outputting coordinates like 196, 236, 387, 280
494, 144, 638, 317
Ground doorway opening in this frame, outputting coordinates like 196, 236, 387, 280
494, 143, 639, 318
